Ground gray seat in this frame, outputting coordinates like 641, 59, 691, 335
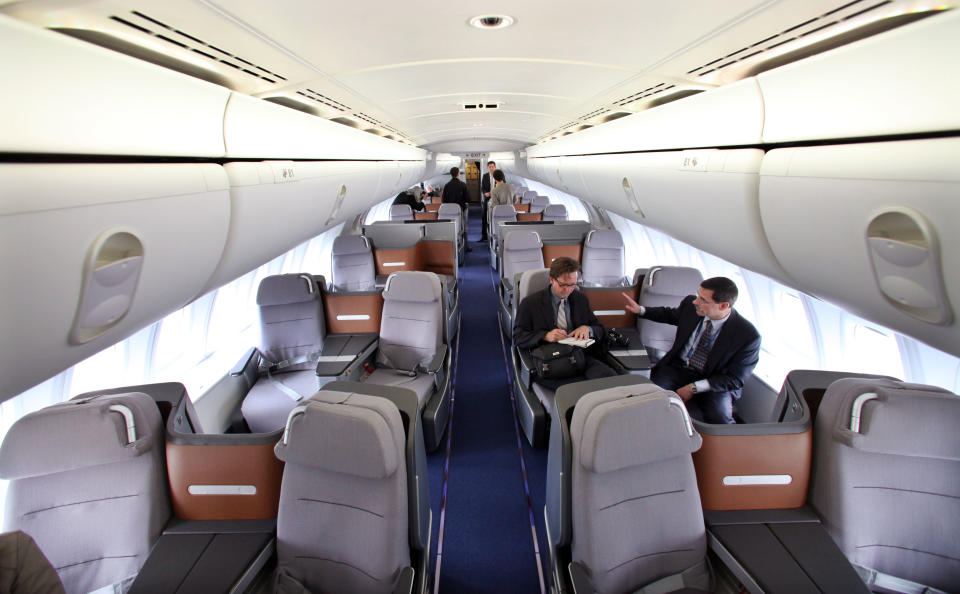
638, 266, 703, 361
436, 203, 465, 263
581, 229, 627, 286
491, 204, 517, 239
242, 274, 326, 433
0, 392, 170, 594
522, 190, 538, 204
274, 383, 430, 594
810, 378, 960, 592
530, 195, 550, 214
545, 377, 709, 594
499, 230, 545, 333
542, 204, 568, 221
390, 204, 413, 221
510, 268, 554, 446
331, 234, 376, 291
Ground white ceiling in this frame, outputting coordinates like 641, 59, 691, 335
2, 0, 948, 151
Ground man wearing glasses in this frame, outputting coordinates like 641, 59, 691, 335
623, 277, 761, 424
514, 257, 617, 390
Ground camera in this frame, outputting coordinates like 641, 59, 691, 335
605, 328, 630, 349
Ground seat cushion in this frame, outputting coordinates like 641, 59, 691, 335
365, 370, 436, 407
242, 370, 318, 433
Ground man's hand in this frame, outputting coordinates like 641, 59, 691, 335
622, 292, 642, 314
569, 325, 591, 341
545, 328, 568, 343
675, 384, 695, 402
484, 191, 491, 198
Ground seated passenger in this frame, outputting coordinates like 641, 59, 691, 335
623, 276, 760, 424
513, 257, 616, 390
393, 188, 425, 212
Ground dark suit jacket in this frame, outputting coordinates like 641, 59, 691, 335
392, 191, 425, 211
643, 295, 761, 399
514, 287, 605, 353
442, 178, 469, 209
481, 172, 492, 197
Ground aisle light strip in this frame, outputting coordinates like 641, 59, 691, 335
188, 485, 257, 495
721, 475, 792, 486
336, 314, 370, 320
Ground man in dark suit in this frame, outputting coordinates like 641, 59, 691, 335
442, 166, 471, 248
392, 188, 424, 212
480, 160, 496, 241
514, 257, 617, 390
623, 277, 760, 424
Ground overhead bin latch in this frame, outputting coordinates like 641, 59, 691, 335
866, 208, 952, 325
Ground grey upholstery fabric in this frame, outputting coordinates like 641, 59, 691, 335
502, 231, 545, 295
517, 268, 551, 306
275, 391, 409, 594
522, 190, 538, 204
638, 266, 703, 353
0, 393, 169, 594
390, 204, 413, 221
243, 274, 326, 433
810, 378, 960, 592
581, 230, 627, 286
491, 205, 517, 239
530, 195, 550, 214
436, 203, 463, 242
331, 235, 376, 291
570, 384, 705, 594
364, 370, 436, 407
376, 272, 443, 372
542, 204, 568, 221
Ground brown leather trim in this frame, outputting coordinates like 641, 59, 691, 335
415, 212, 438, 220
693, 429, 812, 510
517, 213, 543, 222
374, 247, 420, 275
418, 240, 456, 277
542, 244, 582, 265
167, 442, 284, 520
581, 285, 639, 329
425, 203, 441, 212
514, 203, 531, 213
323, 293, 383, 334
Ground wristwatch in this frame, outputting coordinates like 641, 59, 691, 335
689, 383, 698, 394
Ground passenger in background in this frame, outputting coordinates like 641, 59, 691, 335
443, 167, 471, 248
623, 277, 761, 424
489, 170, 515, 209
480, 160, 496, 241
392, 187, 425, 211
514, 257, 617, 390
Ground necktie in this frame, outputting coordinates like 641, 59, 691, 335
688, 320, 713, 371
557, 298, 568, 331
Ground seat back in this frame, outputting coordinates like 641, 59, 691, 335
377, 271, 443, 372
0, 393, 170, 594
542, 204, 568, 221
257, 274, 325, 370
522, 190, 538, 204
491, 205, 517, 238
517, 268, 551, 305
390, 204, 413, 221
638, 266, 703, 354
275, 390, 410, 594
810, 378, 960, 591
436, 203, 462, 240
331, 235, 376, 291
530, 195, 550, 214
569, 383, 706, 593
502, 231, 545, 288
581, 229, 627, 286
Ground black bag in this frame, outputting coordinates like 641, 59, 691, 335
530, 343, 587, 380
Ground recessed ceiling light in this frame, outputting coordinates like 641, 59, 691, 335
469, 15, 515, 29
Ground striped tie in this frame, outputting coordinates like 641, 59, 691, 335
688, 320, 713, 372
557, 299, 568, 331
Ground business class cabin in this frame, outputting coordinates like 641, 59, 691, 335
1, 0, 959, 592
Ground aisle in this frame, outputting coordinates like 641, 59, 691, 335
426, 204, 549, 593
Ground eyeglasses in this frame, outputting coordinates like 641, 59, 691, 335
554, 281, 578, 288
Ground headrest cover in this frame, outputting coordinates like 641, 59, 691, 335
332, 235, 370, 256
645, 266, 703, 296
518, 268, 551, 301
543, 204, 567, 218
572, 384, 702, 473
826, 379, 960, 461
586, 229, 624, 250
383, 271, 441, 303
274, 393, 402, 478
493, 205, 517, 217
523, 190, 538, 201
505, 230, 542, 250
532, 195, 550, 206
257, 274, 317, 306
0, 392, 161, 479
437, 203, 461, 216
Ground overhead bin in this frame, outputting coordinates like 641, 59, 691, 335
759, 138, 960, 355
526, 79, 763, 159
759, 9, 960, 143
0, 163, 231, 402
0, 15, 229, 157
223, 92, 426, 161
543, 149, 791, 284
204, 160, 399, 291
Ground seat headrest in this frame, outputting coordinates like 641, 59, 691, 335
383, 271, 441, 303
274, 391, 403, 478
505, 230, 542, 250
493, 205, 517, 217
571, 384, 702, 473
824, 378, 960, 461
585, 229, 624, 249
257, 274, 317, 306
532, 195, 550, 206
518, 268, 551, 301
0, 392, 162, 479
523, 190, 538, 201
390, 204, 413, 219
437, 203, 461, 215
644, 266, 703, 296
543, 204, 567, 218
332, 235, 370, 256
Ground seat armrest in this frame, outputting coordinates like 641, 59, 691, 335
422, 344, 448, 374
569, 562, 593, 594
230, 347, 260, 377
392, 567, 415, 594
518, 348, 535, 374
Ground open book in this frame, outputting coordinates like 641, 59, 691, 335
558, 337, 595, 348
